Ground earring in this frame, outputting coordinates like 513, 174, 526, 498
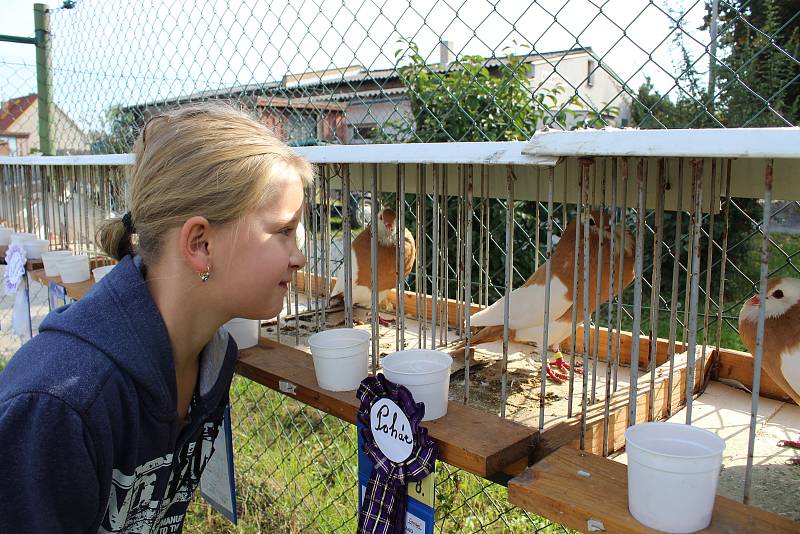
199, 266, 211, 283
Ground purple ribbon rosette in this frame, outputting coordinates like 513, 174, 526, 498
3, 243, 27, 295
356, 373, 438, 534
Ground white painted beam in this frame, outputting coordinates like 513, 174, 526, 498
0, 141, 559, 167
522, 127, 800, 159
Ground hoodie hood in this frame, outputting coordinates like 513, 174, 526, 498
38, 255, 236, 421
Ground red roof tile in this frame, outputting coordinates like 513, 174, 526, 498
0, 94, 37, 130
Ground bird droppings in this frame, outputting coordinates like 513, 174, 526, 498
576, 470, 591, 478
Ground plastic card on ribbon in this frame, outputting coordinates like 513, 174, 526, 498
357, 420, 435, 534
48, 281, 67, 310
200, 404, 238, 524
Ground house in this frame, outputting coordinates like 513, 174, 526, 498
260, 44, 631, 144
0, 94, 90, 155
121, 44, 629, 147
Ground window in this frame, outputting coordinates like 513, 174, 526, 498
587, 60, 596, 87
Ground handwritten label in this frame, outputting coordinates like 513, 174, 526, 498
370, 398, 414, 463
408, 473, 435, 508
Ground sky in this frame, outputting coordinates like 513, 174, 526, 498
1, 0, 711, 131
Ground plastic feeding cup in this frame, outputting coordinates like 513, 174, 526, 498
41, 250, 73, 277
0, 227, 12, 246
625, 422, 726, 533
223, 318, 260, 349
381, 349, 453, 421
58, 254, 91, 283
22, 239, 50, 260
308, 328, 370, 392
92, 264, 115, 283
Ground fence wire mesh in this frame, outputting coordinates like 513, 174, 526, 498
2, 0, 800, 531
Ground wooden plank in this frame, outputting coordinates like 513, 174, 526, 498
714, 347, 791, 402
509, 446, 798, 534
28, 268, 96, 301
236, 337, 536, 478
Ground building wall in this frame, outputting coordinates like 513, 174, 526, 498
529, 53, 630, 126
7, 102, 90, 155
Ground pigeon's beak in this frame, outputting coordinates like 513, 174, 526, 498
748, 295, 760, 306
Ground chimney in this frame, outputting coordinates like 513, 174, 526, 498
439, 40, 454, 67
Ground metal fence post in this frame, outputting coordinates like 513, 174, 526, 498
34, 3, 55, 156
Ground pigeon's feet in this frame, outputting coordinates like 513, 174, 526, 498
544, 352, 583, 384
554, 353, 583, 375
378, 315, 394, 327
545, 360, 568, 383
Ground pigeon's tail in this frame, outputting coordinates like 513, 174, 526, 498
448, 325, 505, 359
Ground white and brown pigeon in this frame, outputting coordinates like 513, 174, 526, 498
451, 210, 635, 383
739, 277, 800, 405
739, 277, 800, 456
328, 207, 416, 325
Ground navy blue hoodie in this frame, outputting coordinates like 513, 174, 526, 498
0, 255, 238, 533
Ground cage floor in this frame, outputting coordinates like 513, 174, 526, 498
613, 381, 800, 522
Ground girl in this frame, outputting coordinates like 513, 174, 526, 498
0, 104, 313, 533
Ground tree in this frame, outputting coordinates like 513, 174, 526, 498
90, 105, 140, 154
710, 0, 800, 127
380, 40, 609, 143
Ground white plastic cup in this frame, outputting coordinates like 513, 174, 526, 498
308, 328, 370, 392
224, 318, 260, 349
625, 422, 726, 533
22, 238, 50, 260
381, 349, 453, 421
41, 250, 74, 276
10, 233, 36, 246
92, 264, 116, 283
58, 254, 90, 283
0, 228, 12, 246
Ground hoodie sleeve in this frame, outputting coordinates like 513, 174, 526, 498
0, 392, 100, 533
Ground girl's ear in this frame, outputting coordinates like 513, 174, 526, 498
179, 216, 212, 274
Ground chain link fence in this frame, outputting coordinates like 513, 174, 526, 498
2, 0, 800, 531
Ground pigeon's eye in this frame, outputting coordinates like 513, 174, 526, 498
773, 289, 784, 299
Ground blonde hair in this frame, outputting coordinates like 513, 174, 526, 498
97, 104, 315, 261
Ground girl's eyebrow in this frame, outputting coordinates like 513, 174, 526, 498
274, 211, 302, 226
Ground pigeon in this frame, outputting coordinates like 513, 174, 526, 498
329, 207, 416, 326
739, 277, 800, 405
452, 210, 635, 383
739, 277, 800, 459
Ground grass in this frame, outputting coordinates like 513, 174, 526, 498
184, 377, 571, 533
